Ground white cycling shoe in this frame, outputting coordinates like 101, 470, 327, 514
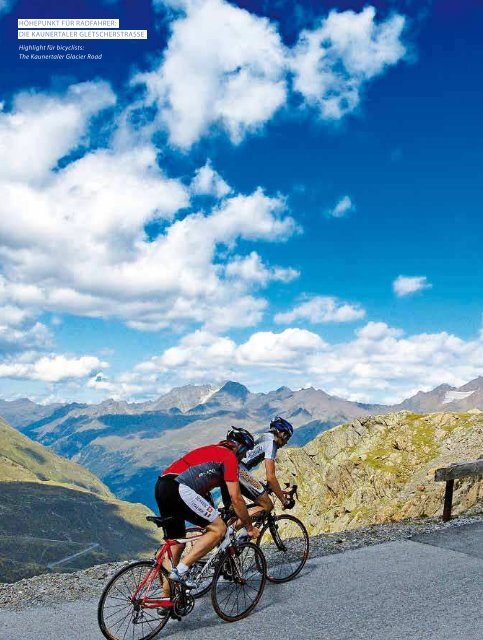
168, 567, 196, 589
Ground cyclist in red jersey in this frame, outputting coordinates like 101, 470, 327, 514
155, 427, 260, 588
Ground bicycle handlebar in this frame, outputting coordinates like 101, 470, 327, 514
282, 482, 298, 509
218, 483, 299, 521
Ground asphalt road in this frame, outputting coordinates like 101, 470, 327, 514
1, 523, 481, 640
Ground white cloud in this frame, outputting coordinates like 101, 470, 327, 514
236, 328, 326, 367
224, 251, 299, 286
131, 327, 324, 389
0, 82, 115, 183
0, 354, 107, 382
119, 321, 483, 404
0, 320, 52, 352
86, 372, 143, 401
191, 161, 231, 198
393, 275, 432, 297
0, 82, 298, 334
275, 296, 365, 324
326, 195, 355, 218
136, 0, 287, 148
0, 287, 53, 352
291, 7, 406, 120
136, 5, 408, 148
139, 330, 238, 381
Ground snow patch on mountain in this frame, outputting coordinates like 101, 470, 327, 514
442, 390, 476, 404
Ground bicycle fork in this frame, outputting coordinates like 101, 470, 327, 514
269, 519, 287, 552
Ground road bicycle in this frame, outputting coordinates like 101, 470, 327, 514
97, 515, 267, 640
187, 483, 309, 598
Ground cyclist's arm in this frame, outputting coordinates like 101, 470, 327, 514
264, 458, 288, 506
225, 481, 258, 535
219, 480, 230, 508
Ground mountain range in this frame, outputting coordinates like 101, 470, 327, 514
1, 376, 482, 510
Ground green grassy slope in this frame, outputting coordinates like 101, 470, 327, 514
0, 417, 112, 497
0, 418, 160, 583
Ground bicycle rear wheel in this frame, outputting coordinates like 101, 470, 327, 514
257, 514, 309, 583
98, 560, 171, 640
211, 541, 266, 622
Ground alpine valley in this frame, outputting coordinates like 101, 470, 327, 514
0, 417, 159, 583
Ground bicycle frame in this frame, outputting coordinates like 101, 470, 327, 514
188, 524, 240, 582
130, 525, 238, 609
130, 533, 202, 609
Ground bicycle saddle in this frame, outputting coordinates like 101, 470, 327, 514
146, 515, 175, 528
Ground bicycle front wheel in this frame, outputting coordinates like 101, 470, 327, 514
98, 560, 171, 640
211, 541, 266, 622
257, 514, 309, 583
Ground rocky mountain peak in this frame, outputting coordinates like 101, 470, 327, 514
460, 376, 483, 391
218, 381, 250, 398
432, 383, 454, 392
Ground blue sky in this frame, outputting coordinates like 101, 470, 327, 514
0, 0, 481, 404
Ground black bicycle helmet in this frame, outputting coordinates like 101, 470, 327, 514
270, 416, 294, 441
226, 426, 255, 454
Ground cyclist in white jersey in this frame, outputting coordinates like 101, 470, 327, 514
237, 416, 294, 518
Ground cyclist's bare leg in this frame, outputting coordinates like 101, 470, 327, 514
179, 517, 226, 567
161, 542, 185, 597
234, 493, 273, 528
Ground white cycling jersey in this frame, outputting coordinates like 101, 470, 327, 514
242, 432, 279, 470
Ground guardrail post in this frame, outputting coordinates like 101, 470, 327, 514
442, 479, 454, 522
435, 459, 483, 521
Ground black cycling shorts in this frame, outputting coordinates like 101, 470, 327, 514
154, 475, 218, 539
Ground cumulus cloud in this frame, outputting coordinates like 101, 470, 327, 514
138, 330, 238, 381
137, 3, 407, 147
133, 327, 324, 387
291, 6, 406, 120
0, 82, 116, 183
119, 321, 483, 404
0, 354, 107, 382
224, 252, 299, 286
191, 161, 231, 198
0, 82, 299, 334
236, 328, 326, 368
86, 372, 144, 401
393, 275, 432, 297
326, 195, 355, 218
0, 284, 53, 352
275, 295, 365, 324
136, 0, 287, 148
0, 320, 52, 352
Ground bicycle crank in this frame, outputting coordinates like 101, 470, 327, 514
173, 592, 195, 617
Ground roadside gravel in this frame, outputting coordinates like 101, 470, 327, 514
1, 513, 481, 611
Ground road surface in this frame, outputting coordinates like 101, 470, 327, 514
1, 522, 481, 640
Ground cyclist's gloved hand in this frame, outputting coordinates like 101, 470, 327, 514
247, 525, 261, 539
282, 492, 295, 510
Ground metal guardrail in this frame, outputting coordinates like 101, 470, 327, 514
434, 459, 483, 521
